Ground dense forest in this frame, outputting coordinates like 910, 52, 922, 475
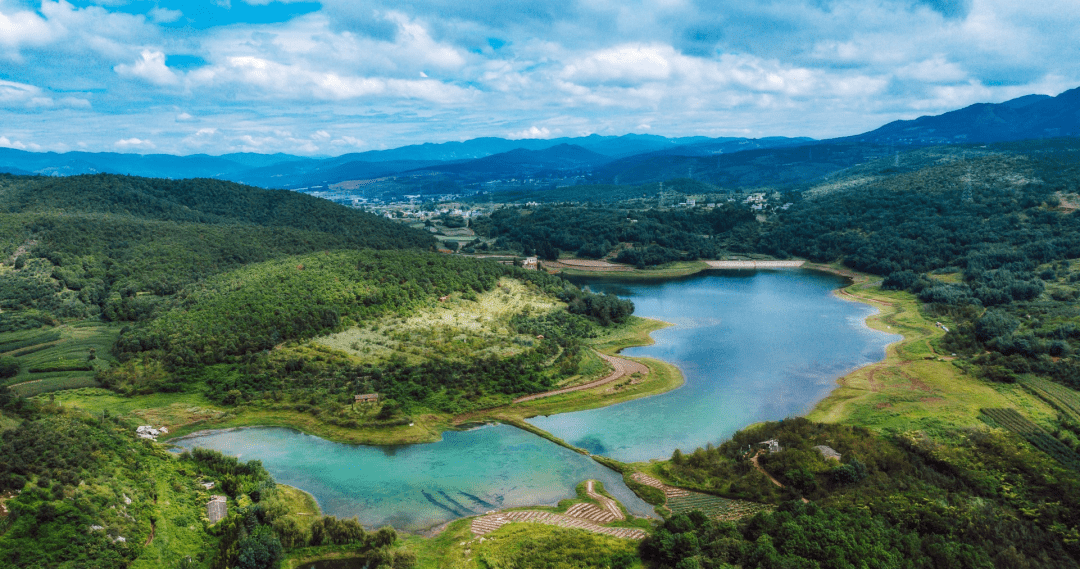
642, 418, 1080, 568
0, 174, 435, 331
751, 141, 1080, 390
101, 249, 631, 413
475, 202, 759, 266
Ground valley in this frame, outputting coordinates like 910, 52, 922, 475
2, 104, 1080, 568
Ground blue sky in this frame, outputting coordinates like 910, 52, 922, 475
1, 0, 1077, 156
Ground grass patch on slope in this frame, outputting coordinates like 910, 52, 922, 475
805, 266, 1056, 439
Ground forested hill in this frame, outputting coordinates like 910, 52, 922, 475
0, 174, 435, 331
0, 174, 433, 248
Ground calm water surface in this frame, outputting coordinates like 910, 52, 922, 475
172, 424, 653, 531
174, 269, 898, 530
529, 269, 899, 462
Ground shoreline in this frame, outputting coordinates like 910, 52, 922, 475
163, 263, 890, 451
162, 265, 913, 539
160, 315, 684, 448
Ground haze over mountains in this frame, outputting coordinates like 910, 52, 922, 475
1, 86, 1077, 192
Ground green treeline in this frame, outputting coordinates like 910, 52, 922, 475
643, 418, 1080, 568
748, 144, 1080, 390
475, 203, 758, 266
112, 249, 629, 365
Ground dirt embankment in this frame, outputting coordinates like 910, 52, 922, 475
512, 352, 648, 403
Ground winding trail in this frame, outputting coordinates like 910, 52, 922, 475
512, 352, 649, 404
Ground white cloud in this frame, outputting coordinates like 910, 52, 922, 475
0, 136, 26, 150
508, 126, 554, 139
563, 44, 673, 86
148, 7, 182, 24
176, 112, 195, 121
114, 50, 180, 86
0, 79, 43, 106
0, 4, 56, 52
114, 137, 156, 150
189, 55, 472, 103
897, 55, 968, 83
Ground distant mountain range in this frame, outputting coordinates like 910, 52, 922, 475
0, 86, 1076, 191
847, 86, 1080, 145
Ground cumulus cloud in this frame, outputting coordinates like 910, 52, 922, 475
114, 137, 156, 150
0, 136, 27, 149
0, 0, 1078, 152
114, 50, 180, 86
508, 126, 554, 139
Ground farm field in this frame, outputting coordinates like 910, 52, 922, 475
980, 407, 1080, 471
665, 492, 772, 521
1020, 376, 1080, 423
0, 323, 120, 397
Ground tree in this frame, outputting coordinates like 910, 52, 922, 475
236, 525, 283, 569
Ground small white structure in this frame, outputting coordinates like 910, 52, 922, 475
759, 439, 781, 454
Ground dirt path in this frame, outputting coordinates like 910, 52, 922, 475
750, 453, 809, 503
750, 454, 784, 488
512, 352, 648, 403
704, 260, 805, 269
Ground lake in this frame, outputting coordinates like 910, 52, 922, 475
531, 269, 899, 462
173, 268, 899, 530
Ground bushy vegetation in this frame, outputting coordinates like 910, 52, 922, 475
642, 417, 1080, 568
476, 203, 758, 266
96, 249, 631, 413
0, 173, 434, 326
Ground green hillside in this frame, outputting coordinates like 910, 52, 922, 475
0, 174, 435, 331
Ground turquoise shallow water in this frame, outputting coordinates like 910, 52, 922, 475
173, 269, 899, 530
530, 269, 900, 462
171, 423, 653, 531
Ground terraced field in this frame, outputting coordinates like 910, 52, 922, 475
468, 479, 646, 541
666, 493, 772, 521
630, 473, 770, 521
981, 408, 1080, 471
1, 323, 119, 397
1021, 377, 1080, 423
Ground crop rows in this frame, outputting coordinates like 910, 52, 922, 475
11, 376, 99, 398
0, 331, 61, 354
1020, 377, 1080, 423
666, 493, 772, 521
27, 360, 94, 373
981, 408, 1080, 471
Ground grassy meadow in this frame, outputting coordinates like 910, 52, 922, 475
805, 267, 1061, 439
